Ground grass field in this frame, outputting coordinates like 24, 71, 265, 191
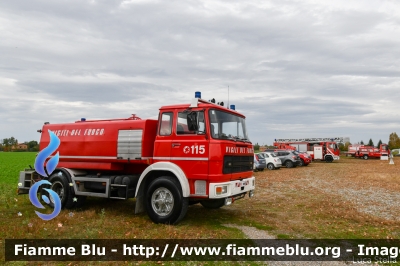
1, 152, 400, 265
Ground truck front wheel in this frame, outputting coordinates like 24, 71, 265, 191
145, 176, 188, 224
363, 155, 368, 160
200, 199, 226, 209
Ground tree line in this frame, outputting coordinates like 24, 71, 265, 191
0, 137, 39, 152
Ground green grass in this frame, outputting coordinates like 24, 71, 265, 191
0, 152, 36, 183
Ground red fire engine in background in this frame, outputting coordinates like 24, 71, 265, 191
345, 144, 390, 160
18, 92, 255, 224
273, 137, 342, 162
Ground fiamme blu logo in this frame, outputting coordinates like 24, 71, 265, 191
29, 130, 62, 221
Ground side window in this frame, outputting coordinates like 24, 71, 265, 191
159, 112, 173, 136
177, 111, 205, 135
177, 112, 189, 134
210, 122, 219, 138
283, 152, 289, 156
264, 154, 269, 158
198, 111, 205, 133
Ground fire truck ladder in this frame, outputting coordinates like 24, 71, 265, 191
274, 137, 345, 144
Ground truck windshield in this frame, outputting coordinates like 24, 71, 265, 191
208, 109, 250, 142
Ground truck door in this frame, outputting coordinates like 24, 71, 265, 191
154, 112, 173, 160
171, 110, 209, 180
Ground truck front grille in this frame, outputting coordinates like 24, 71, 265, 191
223, 155, 253, 174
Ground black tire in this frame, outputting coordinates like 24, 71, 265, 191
267, 163, 275, 170
145, 176, 188, 224
41, 173, 86, 209
200, 198, 225, 209
325, 156, 333, 163
285, 160, 294, 168
73, 195, 87, 208
298, 159, 305, 166
363, 155, 368, 160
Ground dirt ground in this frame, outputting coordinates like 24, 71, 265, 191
228, 156, 400, 239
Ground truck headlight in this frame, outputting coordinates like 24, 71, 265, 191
216, 185, 228, 195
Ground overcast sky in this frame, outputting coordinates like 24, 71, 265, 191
1, 0, 400, 146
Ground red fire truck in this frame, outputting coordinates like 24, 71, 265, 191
18, 92, 255, 224
346, 144, 390, 160
273, 137, 342, 162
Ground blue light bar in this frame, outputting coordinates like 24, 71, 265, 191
81, 118, 86, 121
230, 105, 235, 110
195, 91, 201, 98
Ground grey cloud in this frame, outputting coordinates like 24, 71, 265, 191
19, 81, 176, 103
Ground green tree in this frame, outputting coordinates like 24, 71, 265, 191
360, 140, 364, 145
388, 132, 400, 149
338, 143, 344, 151
367, 138, 374, 146
376, 139, 382, 148
340, 141, 351, 151
2, 137, 18, 152
254, 142, 260, 151
25, 140, 39, 151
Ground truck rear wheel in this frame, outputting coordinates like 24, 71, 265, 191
200, 199, 225, 209
325, 156, 333, 163
363, 155, 368, 160
145, 176, 188, 224
40, 172, 86, 209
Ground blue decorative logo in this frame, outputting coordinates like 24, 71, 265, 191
29, 130, 62, 220
34, 130, 60, 177
29, 180, 61, 220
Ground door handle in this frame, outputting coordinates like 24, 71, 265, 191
172, 143, 181, 148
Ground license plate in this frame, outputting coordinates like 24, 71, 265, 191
236, 180, 249, 187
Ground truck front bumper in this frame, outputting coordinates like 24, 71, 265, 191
208, 176, 255, 199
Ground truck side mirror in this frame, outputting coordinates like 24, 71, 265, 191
187, 112, 199, 131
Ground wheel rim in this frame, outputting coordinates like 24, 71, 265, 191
286, 161, 292, 167
268, 164, 274, 170
51, 181, 64, 203
151, 187, 174, 217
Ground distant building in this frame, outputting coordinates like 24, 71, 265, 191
12, 143, 28, 151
